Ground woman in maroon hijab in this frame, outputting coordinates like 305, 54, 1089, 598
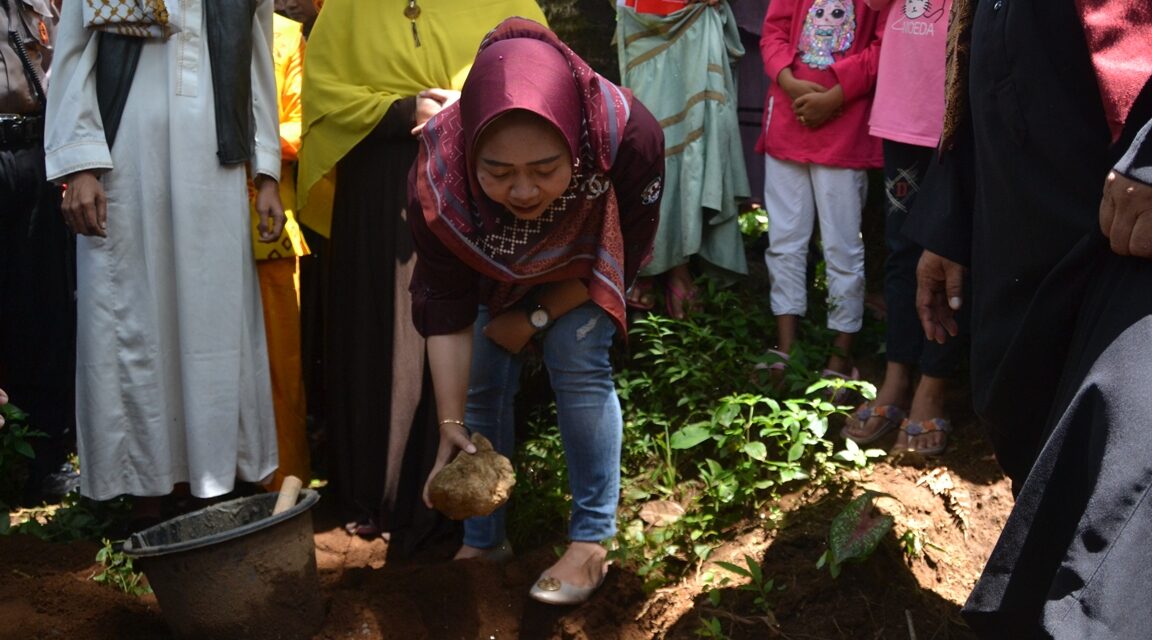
408, 18, 664, 605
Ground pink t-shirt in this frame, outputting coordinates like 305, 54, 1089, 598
866, 0, 951, 148
757, 0, 885, 169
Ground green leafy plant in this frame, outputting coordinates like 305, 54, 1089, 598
505, 405, 571, 550
91, 538, 151, 596
505, 267, 887, 593
900, 528, 925, 560
713, 554, 777, 615
669, 394, 834, 507
832, 437, 887, 468
0, 401, 45, 526
605, 281, 865, 588
694, 615, 730, 639
817, 490, 895, 578
737, 205, 769, 240
11, 494, 131, 542
899, 527, 944, 562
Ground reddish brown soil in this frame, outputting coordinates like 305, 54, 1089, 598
0, 416, 1010, 640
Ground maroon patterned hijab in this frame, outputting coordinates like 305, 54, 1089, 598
415, 17, 635, 330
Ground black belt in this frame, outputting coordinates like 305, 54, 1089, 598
0, 113, 44, 150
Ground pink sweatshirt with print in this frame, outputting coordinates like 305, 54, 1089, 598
757, 0, 884, 169
866, 0, 951, 147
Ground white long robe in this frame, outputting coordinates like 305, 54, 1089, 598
44, 0, 282, 500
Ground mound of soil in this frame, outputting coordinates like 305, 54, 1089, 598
0, 415, 1010, 640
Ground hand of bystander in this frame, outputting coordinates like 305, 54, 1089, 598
1099, 170, 1152, 259
915, 250, 964, 345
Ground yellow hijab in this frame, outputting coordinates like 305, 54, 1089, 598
297, 0, 548, 236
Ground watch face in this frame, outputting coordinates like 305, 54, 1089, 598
530, 307, 550, 329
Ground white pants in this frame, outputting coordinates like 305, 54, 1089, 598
762, 156, 867, 333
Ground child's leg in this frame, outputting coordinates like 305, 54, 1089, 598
763, 155, 817, 352
811, 164, 868, 374
775, 314, 799, 354
828, 331, 856, 376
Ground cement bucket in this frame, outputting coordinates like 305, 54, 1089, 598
122, 489, 325, 640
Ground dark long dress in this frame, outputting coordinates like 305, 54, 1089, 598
906, 0, 1152, 635
325, 98, 450, 553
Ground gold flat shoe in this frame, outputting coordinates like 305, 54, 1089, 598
528, 569, 606, 606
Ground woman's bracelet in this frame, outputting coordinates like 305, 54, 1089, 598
438, 418, 466, 428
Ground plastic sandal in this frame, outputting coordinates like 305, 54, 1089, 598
751, 349, 790, 387
840, 404, 907, 445
896, 418, 952, 456
752, 348, 790, 372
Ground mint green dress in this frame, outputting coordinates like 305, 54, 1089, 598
616, 2, 750, 281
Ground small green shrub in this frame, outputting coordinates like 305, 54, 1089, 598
832, 437, 887, 468
505, 261, 889, 590
506, 406, 570, 549
0, 401, 45, 526
816, 490, 895, 578
694, 615, 730, 639
737, 205, 769, 241
608, 282, 872, 588
11, 494, 131, 543
713, 554, 777, 615
91, 538, 151, 596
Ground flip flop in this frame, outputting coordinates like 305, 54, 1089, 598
895, 418, 952, 456
664, 280, 700, 319
752, 348, 790, 372
840, 403, 907, 445
752, 349, 790, 386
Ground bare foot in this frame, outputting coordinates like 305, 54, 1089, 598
626, 276, 657, 310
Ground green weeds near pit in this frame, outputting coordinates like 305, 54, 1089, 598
509, 280, 881, 592
91, 538, 151, 596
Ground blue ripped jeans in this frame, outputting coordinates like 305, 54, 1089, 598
463, 302, 622, 549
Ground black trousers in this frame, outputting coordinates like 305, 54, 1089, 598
0, 143, 76, 500
881, 139, 966, 376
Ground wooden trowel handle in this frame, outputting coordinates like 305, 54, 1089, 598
273, 475, 303, 515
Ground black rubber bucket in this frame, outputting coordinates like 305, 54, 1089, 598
122, 489, 325, 640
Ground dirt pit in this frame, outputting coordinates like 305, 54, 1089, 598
0, 420, 1011, 640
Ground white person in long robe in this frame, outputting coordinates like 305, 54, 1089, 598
43, 0, 285, 504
